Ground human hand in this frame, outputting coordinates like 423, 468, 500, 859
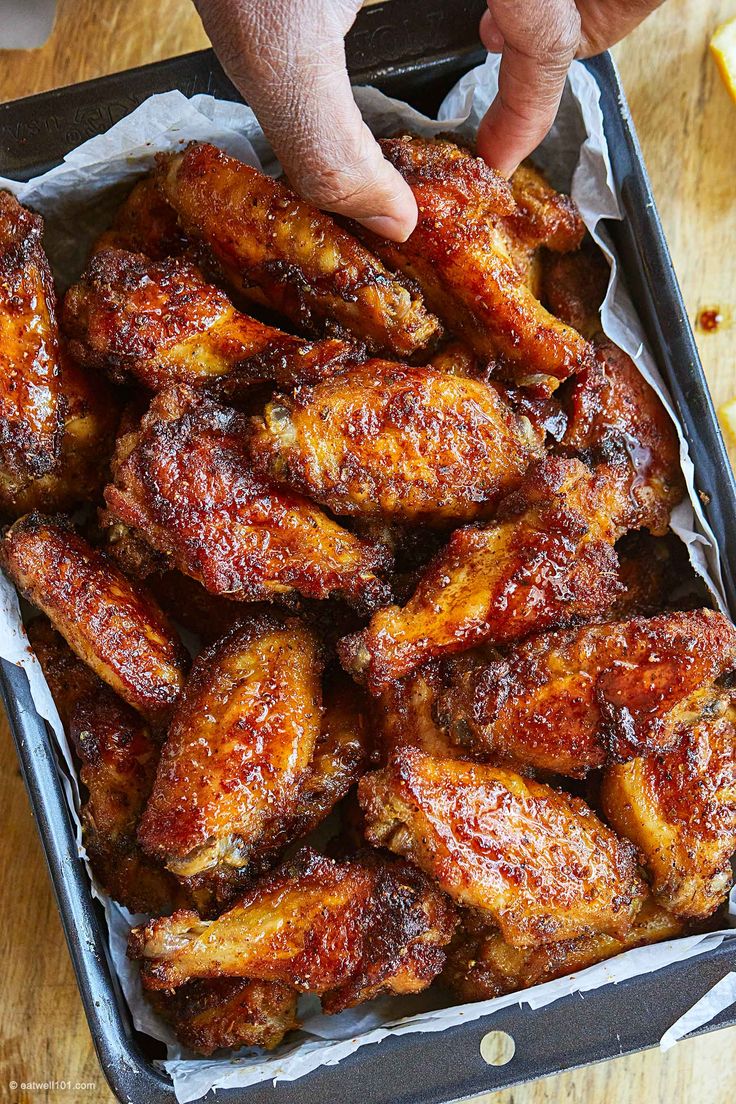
478, 0, 666, 174
194, 0, 666, 239
193, 0, 418, 241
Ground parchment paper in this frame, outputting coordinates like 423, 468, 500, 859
1, 55, 734, 1103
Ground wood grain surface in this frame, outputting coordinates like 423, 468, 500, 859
1, 2, 735, 1102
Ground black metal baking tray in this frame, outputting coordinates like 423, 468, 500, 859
3, 2, 736, 1101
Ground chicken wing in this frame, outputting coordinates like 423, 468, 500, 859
435, 610, 736, 777
443, 897, 683, 1001
3, 514, 188, 727
612, 530, 697, 619
146, 979, 299, 1055
508, 162, 586, 254
0, 191, 64, 476
155, 143, 441, 358
376, 661, 481, 763
63, 249, 360, 397
339, 457, 627, 693
103, 385, 391, 611
91, 175, 189, 260
562, 338, 685, 535
355, 137, 591, 385
601, 709, 736, 920
0, 350, 120, 518
27, 618, 187, 914
138, 615, 323, 887
247, 362, 540, 525
358, 747, 645, 947
128, 848, 457, 1014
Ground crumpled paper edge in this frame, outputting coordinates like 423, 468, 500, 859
0, 55, 733, 1104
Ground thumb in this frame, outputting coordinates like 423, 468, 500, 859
194, 0, 417, 241
476, 0, 581, 177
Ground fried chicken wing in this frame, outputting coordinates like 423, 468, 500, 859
0, 191, 64, 476
247, 362, 540, 525
128, 848, 457, 1013
601, 709, 736, 920
27, 619, 187, 914
103, 385, 391, 611
91, 175, 189, 260
155, 143, 441, 357
355, 137, 591, 385
339, 457, 627, 693
63, 250, 360, 397
443, 897, 683, 1001
138, 615, 323, 885
146, 978, 299, 1055
3, 514, 188, 727
376, 661, 480, 763
358, 748, 645, 947
359, 748, 644, 946
562, 338, 685, 535
0, 350, 120, 518
612, 531, 697, 619
435, 610, 736, 777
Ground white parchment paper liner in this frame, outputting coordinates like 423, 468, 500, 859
1, 56, 734, 1102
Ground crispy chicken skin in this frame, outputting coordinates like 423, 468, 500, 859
247, 362, 540, 525
146, 978, 299, 1055
0, 350, 120, 518
128, 848, 457, 1012
562, 338, 685, 536
339, 457, 627, 693
612, 531, 696, 619
64, 249, 360, 396
359, 748, 646, 947
27, 619, 187, 914
508, 163, 586, 254
601, 710, 736, 920
155, 143, 441, 358
91, 175, 189, 260
357, 137, 591, 385
0, 191, 64, 477
435, 610, 736, 777
138, 615, 323, 882
443, 897, 683, 1001
104, 385, 391, 611
3, 514, 188, 727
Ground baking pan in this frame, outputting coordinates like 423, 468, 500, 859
3, 2, 736, 1101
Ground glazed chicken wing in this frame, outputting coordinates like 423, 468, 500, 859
0, 192, 64, 476
63, 249, 360, 397
435, 610, 736, 777
247, 362, 540, 525
128, 848, 457, 1013
358, 748, 645, 947
0, 350, 120, 519
339, 457, 627, 693
146, 978, 299, 1055
155, 143, 441, 358
27, 619, 187, 914
138, 615, 323, 887
356, 137, 591, 385
443, 897, 683, 1001
562, 338, 685, 535
541, 239, 610, 340
91, 175, 189, 260
103, 385, 391, 611
3, 514, 188, 727
601, 709, 736, 920
376, 661, 482, 763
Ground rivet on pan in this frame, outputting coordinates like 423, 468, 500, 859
479, 1030, 516, 1067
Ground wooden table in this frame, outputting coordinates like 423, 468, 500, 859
1, 2, 734, 1102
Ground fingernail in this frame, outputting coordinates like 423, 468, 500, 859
358, 212, 417, 243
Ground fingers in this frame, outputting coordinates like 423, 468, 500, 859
576, 0, 667, 56
194, 0, 417, 240
476, 0, 581, 177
